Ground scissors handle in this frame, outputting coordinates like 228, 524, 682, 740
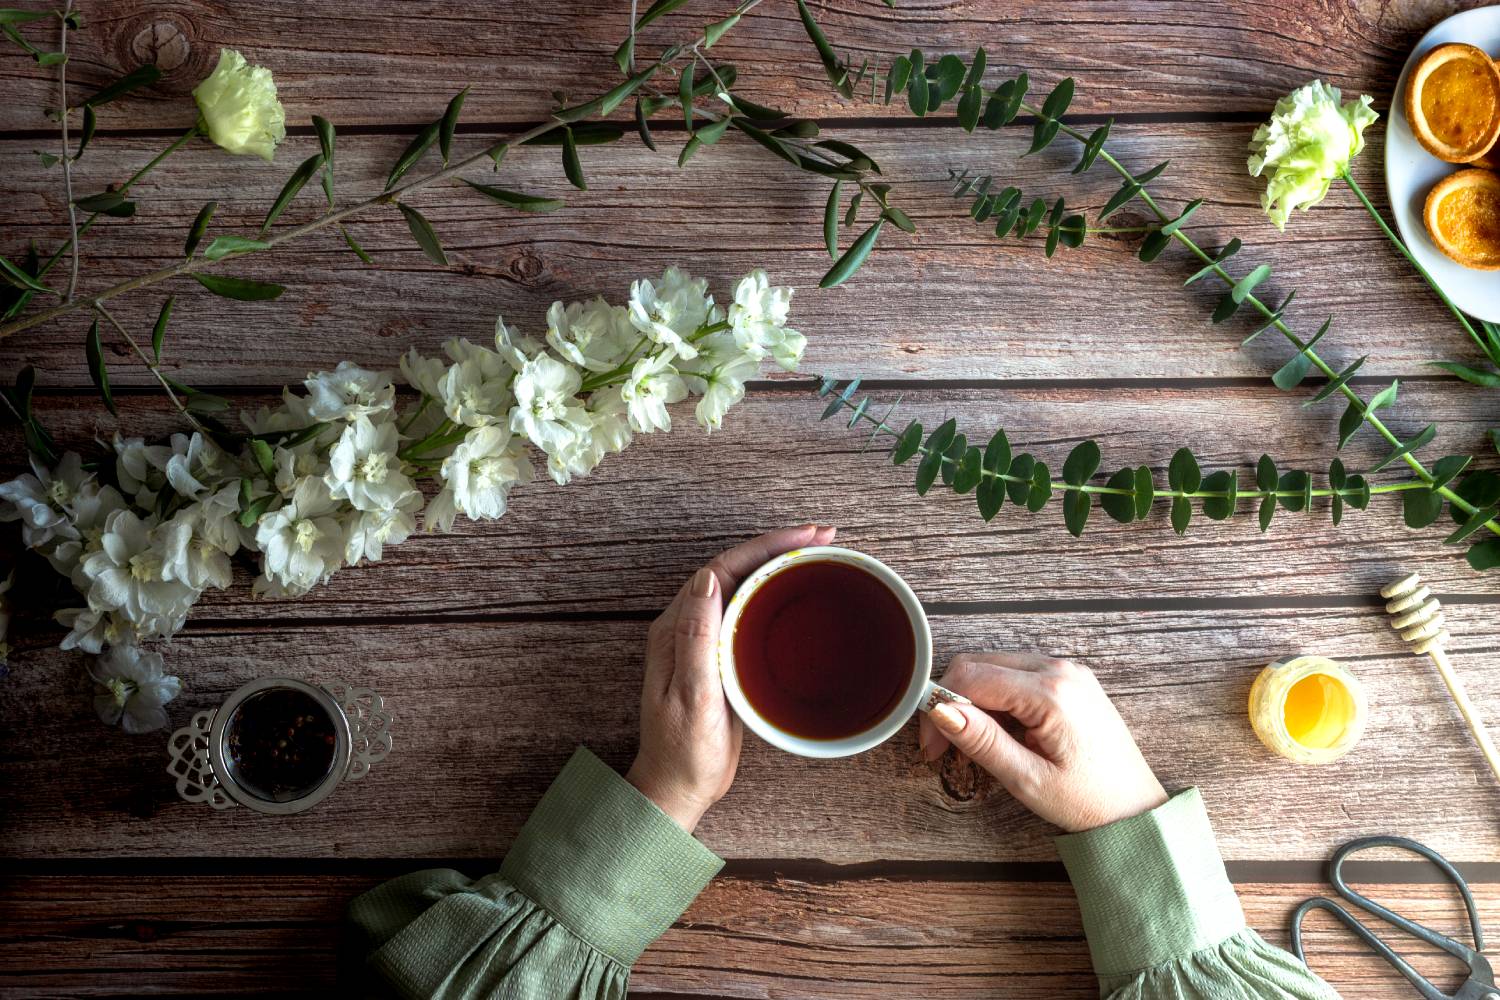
1330, 836, 1485, 958
1292, 897, 1453, 1000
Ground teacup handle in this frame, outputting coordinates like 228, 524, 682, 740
918, 680, 973, 714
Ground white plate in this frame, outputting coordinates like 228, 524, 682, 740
1384, 6, 1500, 322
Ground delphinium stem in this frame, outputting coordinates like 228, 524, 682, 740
1017, 104, 1500, 539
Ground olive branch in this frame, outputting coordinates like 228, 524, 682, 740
0, 0, 907, 452
790, 6, 1500, 571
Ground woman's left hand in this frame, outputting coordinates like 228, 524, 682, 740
627, 524, 837, 832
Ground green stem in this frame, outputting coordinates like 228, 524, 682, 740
397, 394, 431, 436
396, 418, 460, 460
36, 125, 200, 283
1023, 105, 1499, 540
1339, 169, 1488, 360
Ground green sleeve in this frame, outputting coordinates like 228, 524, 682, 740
348, 747, 723, 999
1055, 788, 1342, 1000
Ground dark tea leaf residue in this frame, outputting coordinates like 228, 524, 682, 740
733, 560, 914, 740
226, 688, 337, 801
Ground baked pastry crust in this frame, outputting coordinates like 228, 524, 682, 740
1405, 43, 1500, 163
1424, 168, 1500, 270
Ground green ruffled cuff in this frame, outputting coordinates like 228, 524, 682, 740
499, 746, 724, 964
1056, 788, 1246, 979
348, 747, 722, 999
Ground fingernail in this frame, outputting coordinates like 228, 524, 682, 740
930, 703, 965, 734
691, 567, 717, 598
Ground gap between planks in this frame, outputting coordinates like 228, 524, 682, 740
4, 858, 1498, 885
0, 110, 1282, 145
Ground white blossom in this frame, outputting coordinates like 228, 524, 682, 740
324, 416, 416, 512
345, 493, 421, 565
437, 340, 513, 427
302, 362, 395, 422
627, 267, 711, 361
91, 642, 181, 734
0, 453, 82, 549
163, 432, 232, 500
81, 508, 199, 639
728, 269, 806, 371
160, 486, 241, 592
430, 425, 533, 530
547, 297, 635, 372
113, 434, 171, 508
399, 347, 447, 398
56, 607, 132, 655
253, 477, 346, 595
509, 352, 589, 455
619, 352, 687, 433
684, 352, 758, 432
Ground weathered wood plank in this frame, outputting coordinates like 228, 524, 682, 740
0, 874, 1493, 998
6, 384, 1497, 620
0, 123, 1486, 382
2, 610, 1497, 862
0, 1, 1484, 130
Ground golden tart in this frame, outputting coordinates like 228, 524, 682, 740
1476, 61, 1500, 170
1405, 43, 1500, 163
1424, 168, 1500, 270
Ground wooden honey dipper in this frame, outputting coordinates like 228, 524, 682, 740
1381, 572, 1500, 786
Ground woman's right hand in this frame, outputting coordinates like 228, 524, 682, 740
919, 653, 1168, 833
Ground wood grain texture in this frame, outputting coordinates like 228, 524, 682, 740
3, 610, 1497, 862
0, 874, 1493, 998
0, 0, 1489, 129
6, 383, 1497, 619
0, 121, 1489, 382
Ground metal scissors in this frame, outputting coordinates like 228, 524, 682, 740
1291, 835, 1496, 1000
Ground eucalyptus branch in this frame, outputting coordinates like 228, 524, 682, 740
814, 378, 1495, 558
782, 7, 1500, 567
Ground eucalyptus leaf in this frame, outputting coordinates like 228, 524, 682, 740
1447, 505, 1500, 545
1277, 470, 1310, 512
1201, 470, 1236, 520
1073, 120, 1112, 174
1062, 439, 1100, 485
1007, 454, 1035, 505
1468, 538, 1500, 571
1231, 264, 1271, 303
977, 475, 1004, 521
1430, 454, 1472, 490
1063, 489, 1091, 536
1168, 447, 1200, 492
1026, 461, 1051, 512
983, 428, 1011, 475
1134, 466, 1155, 520
891, 420, 923, 465
1256, 455, 1277, 491
1257, 494, 1275, 532
1100, 467, 1136, 523
1370, 424, 1436, 473
1403, 487, 1444, 529
1171, 495, 1190, 535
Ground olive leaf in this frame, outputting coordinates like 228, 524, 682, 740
192, 273, 285, 301
398, 203, 448, 265
85, 317, 115, 415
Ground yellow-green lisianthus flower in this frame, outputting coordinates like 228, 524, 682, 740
1247, 80, 1377, 230
192, 48, 286, 162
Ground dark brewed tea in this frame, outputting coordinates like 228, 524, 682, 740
732, 560, 915, 740
225, 688, 337, 802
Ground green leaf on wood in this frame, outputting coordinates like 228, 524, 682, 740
85, 318, 114, 415
386, 120, 438, 190
398, 203, 448, 265
203, 235, 271, 261
463, 180, 564, 213
151, 296, 173, 362
439, 87, 468, 165
192, 273, 285, 301
820, 218, 883, 288
183, 201, 217, 257
82, 63, 160, 107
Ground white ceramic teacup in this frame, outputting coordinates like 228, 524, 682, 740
717, 546, 968, 758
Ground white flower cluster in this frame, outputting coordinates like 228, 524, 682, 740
0, 268, 802, 732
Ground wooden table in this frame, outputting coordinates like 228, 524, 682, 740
2, 1, 1498, 996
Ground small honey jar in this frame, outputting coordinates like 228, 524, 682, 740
1248, 655, 1368, 765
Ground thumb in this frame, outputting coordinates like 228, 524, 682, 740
672, 567, 724, 698
928, 702, 1040, 787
